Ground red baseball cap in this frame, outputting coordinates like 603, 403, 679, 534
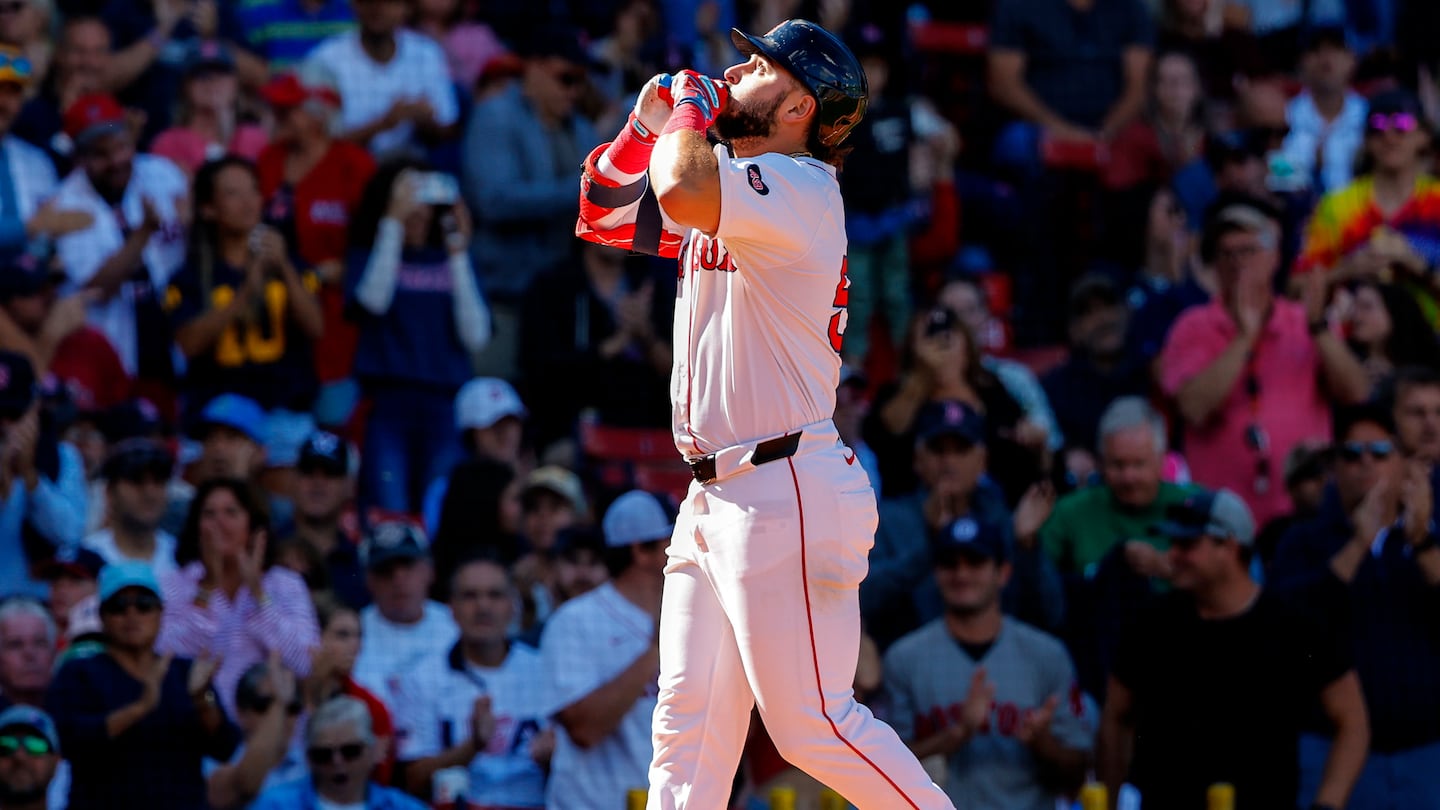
62, 93, 127, 145
259, 73, 341, 110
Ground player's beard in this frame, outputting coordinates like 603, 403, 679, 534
714, 92, 785, 142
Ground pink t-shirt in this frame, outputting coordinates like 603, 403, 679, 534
149, 124, 270, 175
1159, 298, 1332, 525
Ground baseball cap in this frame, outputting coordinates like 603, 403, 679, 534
36, 545, 104, 582
0, 247, 65, 299
0, 350, 36, 419
194, 393, 266, 444
933, 514, 1008, 565
260, 71, 342, 110
0, 45, 33, 88
297, 430, 349, 476
101, 398, 165, 442
0, 705, 60, 754
1200, 194, 1280, 262
602, 490, 673, 547
360, 520, 430, 570
101, 437, 174, 482
523, 465, 587, 515
1151, 488, 1257, 546
97, 560, 162, 604
62, 93, 128, 147
915, 400, 986, 447
181, 40, 235, 78
1068, 273, 1123, 321
455, 377, 527, 431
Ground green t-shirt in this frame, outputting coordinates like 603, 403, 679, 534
1040, 482, 1203, 577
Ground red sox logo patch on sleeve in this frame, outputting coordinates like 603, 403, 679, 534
746, 164, 769, 196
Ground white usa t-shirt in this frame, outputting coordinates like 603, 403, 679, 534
352, 600, 459, 721
392, 642, 548, 808
539, 583, 656, 810
668, 146, 848, 457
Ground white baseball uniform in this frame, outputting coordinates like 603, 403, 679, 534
576, 139, 954, 810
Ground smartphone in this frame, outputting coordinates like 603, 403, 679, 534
925, 306, 957, 337
414, 172, 459, 206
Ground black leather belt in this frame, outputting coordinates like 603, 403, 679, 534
687, 432, 802, 484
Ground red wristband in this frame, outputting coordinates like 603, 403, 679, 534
662, 100, 710, 136
602, 112, 658, 175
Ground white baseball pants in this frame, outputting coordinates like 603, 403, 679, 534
647, 423, 954, 810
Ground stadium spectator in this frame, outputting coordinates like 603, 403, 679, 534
249, 695, 426, 810
422, 376, 526, 537
862, 400, 1064, 649
157, 477, 320, 717
302, 595, 395, 784
0, 351, 87, 598
431, 458, 523, 587
83, 438, 177, 574
393, 556, 548, 806
304, 0, 459, 157
351, 520, 458, 712
0, 44, 79, 259
33, 546, 102, 641
0, 705, 61, 810
1160, 197, 1369, 526
461, 25, 599, 371
1104, 49, 1207, 192
513, 465, 588, 633
205, 655, 305, 809
1295, 89, 1440, 325
408, 0, 506, 93
345, 161, 490, 515
547, 527, 608, 609
1279, 26, 1366, 196
539, 490, 667, 810
275, 431, 366, 608
1389, 366, 1440, 463
47, 561, 241, 810
150, 42, 268, 177
52, 92, 187, 415
834, 365, 882, 492
1041, 275, 1153, 455
1272, 404, 1440, 809
1154, 0, 1261, 101
1342, 279, 1440, 389
866, 309, 1045, 502
883, 514, 1093, 809
1124, 186, 1214, 366
177, 394, 298, 534
1223, 0, 1346, 72
1097, 488, 1368, 810
256, 64, 375, 430
1252, 439, 1331, 570
0, 597, 53, 710
519, 244, 673, 453
12, 16, 109, 174
167, 156, 324, 444
236, 0, 355, 71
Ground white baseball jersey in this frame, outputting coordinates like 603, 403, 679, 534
671, 145, 848, 456
352, 600, 459, 732
538, 582, 656, 810
392, 641, 549, 808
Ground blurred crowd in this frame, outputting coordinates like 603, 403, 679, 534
0, 0, 1438, 808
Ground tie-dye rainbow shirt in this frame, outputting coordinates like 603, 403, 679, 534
1296, 174, 1440, 324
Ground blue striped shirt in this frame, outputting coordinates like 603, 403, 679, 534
238, 0, 355, 68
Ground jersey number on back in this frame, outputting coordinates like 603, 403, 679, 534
827, 256, 850, 354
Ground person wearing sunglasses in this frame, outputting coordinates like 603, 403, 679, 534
45, 560, 241, 810
251, 695, 426, 810
206, 654, 306, 810
1272, 403, 1440, 810
1296, 89, 1440, 328
0, 704, 61, 810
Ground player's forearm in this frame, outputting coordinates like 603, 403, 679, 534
650, 129, 719, 232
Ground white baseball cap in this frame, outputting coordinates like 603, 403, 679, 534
602, 490, 674, 547
455, 378, 527, 431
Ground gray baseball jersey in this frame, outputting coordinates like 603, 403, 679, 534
883, 618, 1097, 810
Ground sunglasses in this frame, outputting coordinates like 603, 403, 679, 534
100, 592, 161, 616
1339, 440, 1394, 462
306, 742, 366, 766
1369, 113, 1418, 134
0, 734, 53, 757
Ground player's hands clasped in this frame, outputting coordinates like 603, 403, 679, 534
669, 70, 728, 126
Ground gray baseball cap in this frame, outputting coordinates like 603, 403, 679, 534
1152, 488, 1256, 546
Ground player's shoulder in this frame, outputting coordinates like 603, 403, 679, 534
719, 145, 837, 194
884, 619, 949, 667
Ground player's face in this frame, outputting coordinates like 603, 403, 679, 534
1100, 425, 1163, 508
449, 560, 514, 644
1394, 384, 1440, 462
716, 54, 798, 142
935, 554, 1008, 616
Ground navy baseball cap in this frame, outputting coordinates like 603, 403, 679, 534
0, 350, 36, 419
360, 520, 430, 570
36, 545, 105, 582
0, 248, 63, 299
181, 39, 235, 78
195, 393, 265, 444
915, 400, 985, 447
97, 561, 162, 604
101, 437, 174, 482
1151, 488, 1256, 546
297, 431, 349, 476
101, 398, 165, 442
934, 514, 1008, 564
0, 705, 60, 754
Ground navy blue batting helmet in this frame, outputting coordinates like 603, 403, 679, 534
730, 19, 869, 148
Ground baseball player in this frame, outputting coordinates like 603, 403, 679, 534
574, 18, 955, 810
